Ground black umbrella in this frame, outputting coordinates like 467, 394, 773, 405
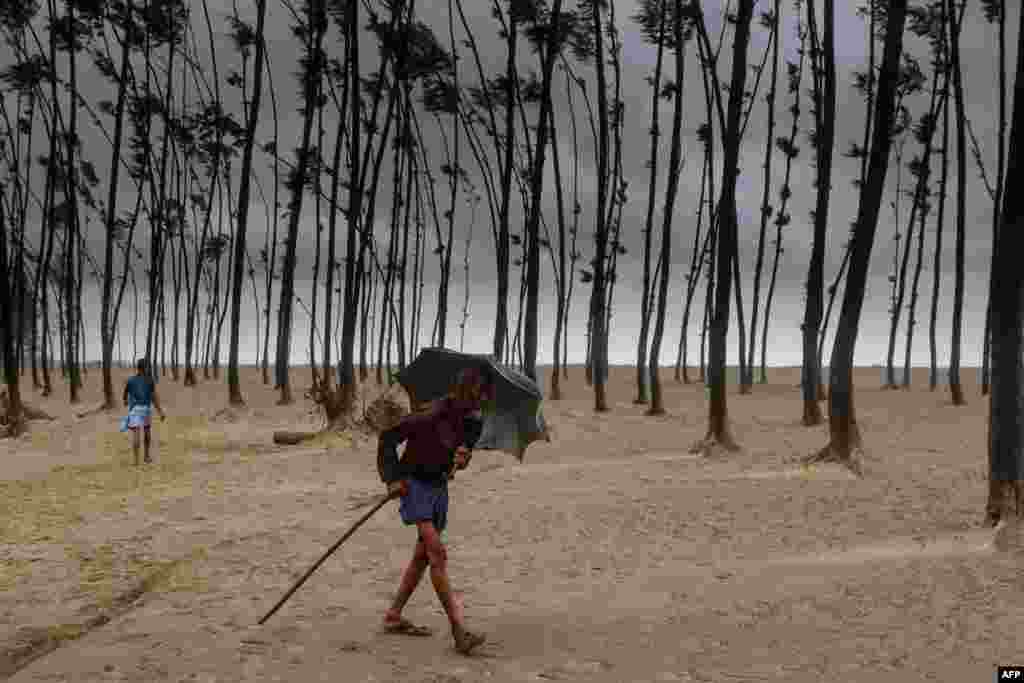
395, 347, 549, 461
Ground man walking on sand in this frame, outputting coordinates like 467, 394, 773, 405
123, 358, 166, 465
377, 366, 492, 655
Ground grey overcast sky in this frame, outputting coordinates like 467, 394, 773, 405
2, 0, 1019, 370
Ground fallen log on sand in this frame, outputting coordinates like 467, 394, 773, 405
272, 430, 320, 445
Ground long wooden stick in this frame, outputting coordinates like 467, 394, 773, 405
258, 491, 397, 625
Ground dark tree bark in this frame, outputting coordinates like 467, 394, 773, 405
799, 0, 835, 426
946, 0, 966, 406
761, 4, 806, 384
634, 0, 669, 405
549, 103, 567, 400
337, 0, 363, 413
981, 0, 1007, 396
648, 0, 687, 416
99, 0, 135, 409
691, 0, 754, 455
493, 4, 517, 362
985, 0, 1024, 526
676, 148, 711, 384
589, 0, 611, 412
929, 28, 950, 392
275, 0, 329, 405
522, 0, 563, 382
228, 0, 269, 406
0, 188, 26, 436
747, 0, 781, 388
808, 0, 908, 475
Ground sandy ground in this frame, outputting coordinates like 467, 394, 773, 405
1, 365, 1021, 682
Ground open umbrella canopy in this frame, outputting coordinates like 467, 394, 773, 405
395, 347, 549, 461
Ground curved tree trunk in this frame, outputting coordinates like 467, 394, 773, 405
691, 0, 754, 455
636, 0, 669, 404
275, 0, 329, 405
677, 150, 711, 384
808, 0, 908, 475
522, 0, 563, 382
648, 0, 686, 416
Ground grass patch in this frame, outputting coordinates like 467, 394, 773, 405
0, 423, 204, 545
0, 559, 30, 591
130, 546, 209, 594
44, 623, 86, 644
65, 544, 211, 608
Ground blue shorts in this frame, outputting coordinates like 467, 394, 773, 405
399, 477, 449, 539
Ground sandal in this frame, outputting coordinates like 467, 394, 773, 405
382, 618, 434, 637
454, 629, 486, 655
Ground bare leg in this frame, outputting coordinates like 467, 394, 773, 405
131, 428, 141, 466
143, 426, 152, 463
383, 540, 430, 627
417, 521, 483, 653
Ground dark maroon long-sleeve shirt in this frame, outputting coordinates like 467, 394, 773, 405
377, 398, 484, 484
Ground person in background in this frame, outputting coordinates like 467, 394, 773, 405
123, 358, 166, 465
377, 365, 492, 655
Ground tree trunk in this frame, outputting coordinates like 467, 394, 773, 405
549, 104, 567, 400
100, 3, 134, 410
809, 0, 908, 475
589, 0, 611, 413
523, 0, 563, 382
228, 0, 269, 406
649, 0, 686, 416
692, 0, 754, 454
493, 10, 517, 362
0, 188, 26, 436
762, 8, 805, 385
981, 0, 1007, 397
337, 0, 363, 417
636, 0, 669, 405
930, 40, 950, 392
276, 0, 328, 405
747, 0, 781, 389
985, 0, 1024, 527
947, 0, 966, 406
676, 150, 711, 384
799, 0, 835, 426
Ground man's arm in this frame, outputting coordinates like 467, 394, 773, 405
455, 414, 484, 471
377, 426, 406, 484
